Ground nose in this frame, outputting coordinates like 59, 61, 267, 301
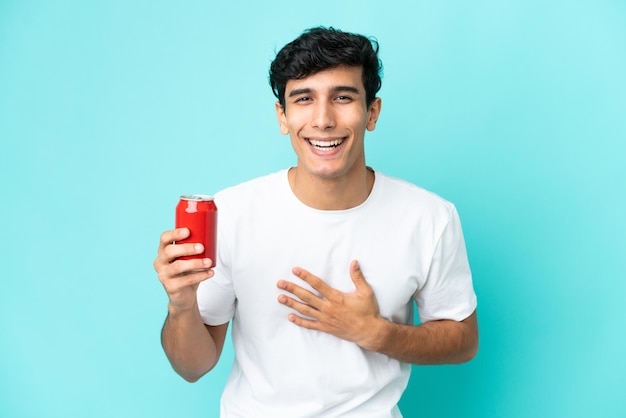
311, 101, 336, 130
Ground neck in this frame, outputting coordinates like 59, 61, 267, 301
288, 166, 375, 210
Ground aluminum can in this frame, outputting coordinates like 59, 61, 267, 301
175, 194, 217, 265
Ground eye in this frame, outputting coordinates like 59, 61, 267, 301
335, 95, 353, 102
294, 96, 312, 103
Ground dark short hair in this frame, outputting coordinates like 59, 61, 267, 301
269, 27, 383, 109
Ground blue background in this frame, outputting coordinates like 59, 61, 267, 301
1, 1, 625, 417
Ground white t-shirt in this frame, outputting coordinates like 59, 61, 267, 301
198, 169, 477, 417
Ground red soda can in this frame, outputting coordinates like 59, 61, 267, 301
175, 194, 217, 265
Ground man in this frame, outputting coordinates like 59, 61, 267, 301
155, 27, 478, 417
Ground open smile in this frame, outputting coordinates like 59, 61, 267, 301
305, 137, 346, 150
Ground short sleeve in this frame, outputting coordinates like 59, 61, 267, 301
415, 205, 477, 323
196, 223, 236, 325
197, 271, 236, 325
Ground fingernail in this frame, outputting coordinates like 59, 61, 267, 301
194, 244, 204, 253
203, 258, 212, 267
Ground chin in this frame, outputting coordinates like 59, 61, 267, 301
309, 166, 350, 180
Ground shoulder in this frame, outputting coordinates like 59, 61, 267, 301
374, 171, 456, 219
214, 170, 287, 205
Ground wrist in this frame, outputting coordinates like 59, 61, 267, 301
167, 301, 199, 317
360, 316, 393, 353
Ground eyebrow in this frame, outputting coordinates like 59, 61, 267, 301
288, 85, 361, 98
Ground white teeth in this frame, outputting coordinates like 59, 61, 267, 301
308, 138, 343, 148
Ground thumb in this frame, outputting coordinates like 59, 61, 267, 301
349, 260, 369, 289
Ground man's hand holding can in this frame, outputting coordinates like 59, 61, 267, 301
154, 195, 218, 313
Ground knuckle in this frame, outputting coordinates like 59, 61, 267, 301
156, 272, 171, 288
153, 258, 160, 272
159, 247, 175, 265
157, 264, 175, 282
165, 243, 190, 260
321, 304, 335, 317
186, 271, 209, 285
169, 260, 187, 276
159, 230, 173, 245
161, 243, 176, 259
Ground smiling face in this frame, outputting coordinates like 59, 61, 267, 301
276, 65, 381, 184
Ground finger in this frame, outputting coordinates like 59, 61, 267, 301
161, 268, 214, 293
349, 260, 369, 289
166, 257, 213, 278
160, 228, 189, 247
286, 313, 322, 331
163, 242, 205, 263
277, 293, 322, 316
156, 228, 190, 263
154, 243, 204, 273
291, 267, 335, 298
350, 260, 376, 301
277, 280, 324, 308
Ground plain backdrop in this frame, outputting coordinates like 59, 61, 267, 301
1, 1, 625, 417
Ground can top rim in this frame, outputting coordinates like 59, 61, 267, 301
180, 194, 214, 201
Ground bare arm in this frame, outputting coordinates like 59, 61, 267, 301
277, 260, 478, 364
155, 228, 229, 381
362, 310, 478, 364
161, 305, 229, 382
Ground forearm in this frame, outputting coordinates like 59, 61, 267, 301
364, 310, 478, 364
161, 302, 220, 382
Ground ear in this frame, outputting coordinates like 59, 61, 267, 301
275, 101, 289, 135
366, 97, 382, 131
